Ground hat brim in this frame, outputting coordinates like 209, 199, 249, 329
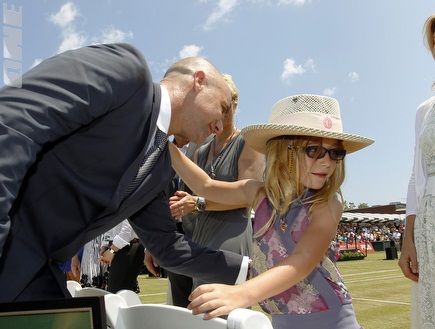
241, 123, 374, 154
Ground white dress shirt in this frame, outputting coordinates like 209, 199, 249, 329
102, 219, 138, 250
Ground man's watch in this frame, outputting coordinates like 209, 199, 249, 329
193, 196, 206, 213
109, 248, 117, 254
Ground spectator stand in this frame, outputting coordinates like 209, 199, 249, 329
337, 212, 404, 260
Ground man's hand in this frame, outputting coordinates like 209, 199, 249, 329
70, 254, 81, 279
144, 250, 160, 277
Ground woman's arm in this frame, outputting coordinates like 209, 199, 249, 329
188, 198, 343, 319
398, 99, 432, 282
398, 215, 418, 281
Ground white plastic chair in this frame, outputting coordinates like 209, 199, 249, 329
227, 308, 273, 329
116, 304, 227, 329
74, 286, 111, 298
104, 294, 128, 329
106, 302, 273, 329
66, 280, 82, 297
116, 289, 142, 306
72, 287, 113, 328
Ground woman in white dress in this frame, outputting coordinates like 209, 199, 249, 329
398, 14, 435, 329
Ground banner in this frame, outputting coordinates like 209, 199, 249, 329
339, 241, 374, 253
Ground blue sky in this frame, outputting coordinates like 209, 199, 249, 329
3, 0, 435, 207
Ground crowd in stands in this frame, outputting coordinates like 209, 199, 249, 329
336, 222, 404, 246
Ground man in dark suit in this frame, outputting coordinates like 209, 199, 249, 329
0, 43, 248, 302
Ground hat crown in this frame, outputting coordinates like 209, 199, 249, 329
269, 94, 342, 133
241, 93, 374, 154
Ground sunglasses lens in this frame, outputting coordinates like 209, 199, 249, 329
329, 149, 346, 160
305, 146, 325, 159
305, 146, 346, 160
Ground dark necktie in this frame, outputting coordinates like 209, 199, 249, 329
124, 128, 168, 199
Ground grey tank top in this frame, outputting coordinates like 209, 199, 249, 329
192, 134, 252, 286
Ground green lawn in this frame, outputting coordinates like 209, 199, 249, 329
338, 251, 410, 329
137, 251, 411, 329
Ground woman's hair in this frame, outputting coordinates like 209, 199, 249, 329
254, 136, 345, 237
423, 15, 435, 90
423, 14, 435, 59
222, 74, 239, 113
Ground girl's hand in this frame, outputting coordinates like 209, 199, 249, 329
187, 284, 250, 319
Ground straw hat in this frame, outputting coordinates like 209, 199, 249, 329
241, 94, 374, 154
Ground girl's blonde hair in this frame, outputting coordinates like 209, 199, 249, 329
254, 136, 345, 237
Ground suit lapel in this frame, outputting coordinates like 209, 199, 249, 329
100, 83, 162, 216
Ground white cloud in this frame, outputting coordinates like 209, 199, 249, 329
203, 0, 238, 31
31, 59, 42, 69
49, 3, 133, 54
349, 71, 359, 83
278, 0, 310, 6
281, 57, 308, 80
49, 2, 78, 28
323, 87, 337, 96
150, 45, 204, 80
303, 58, 316, 72
179, 45, 203, 58
58, 28, 87, 53
205, 0, 309, 30
246, 0, 309, 4
49, 2, 86, 53
99, 26, 134, 43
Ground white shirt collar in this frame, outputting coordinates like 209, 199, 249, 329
179, 143, 189, 155
157, 85, 171, 134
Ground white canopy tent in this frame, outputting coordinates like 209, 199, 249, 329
341, 212, 406, 225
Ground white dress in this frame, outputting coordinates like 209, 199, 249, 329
411, 99, 435, 328
80, 234, 108, 289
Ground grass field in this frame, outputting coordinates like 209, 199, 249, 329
338, 251, 410, 329
136, 251, 410, 329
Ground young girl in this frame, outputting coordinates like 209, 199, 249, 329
169, 94, 374, 329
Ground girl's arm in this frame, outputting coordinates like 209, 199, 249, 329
168, 142, 260, 208
237, 140, 264, 181
187, 197, 343, 319
169, 140, 264, 218
169, 191, 247, 220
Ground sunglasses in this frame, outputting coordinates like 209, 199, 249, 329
304, 146, 346, 161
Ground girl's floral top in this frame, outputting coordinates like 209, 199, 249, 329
251, 196, 352, 315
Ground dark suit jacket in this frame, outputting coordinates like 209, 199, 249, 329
164, 140, 205, 239
0, 43, 242, 301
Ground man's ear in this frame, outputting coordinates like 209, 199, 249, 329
193, 70, 206, 92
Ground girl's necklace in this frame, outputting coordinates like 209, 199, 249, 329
209, 126, 237, 179
280, 216, 288, 232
